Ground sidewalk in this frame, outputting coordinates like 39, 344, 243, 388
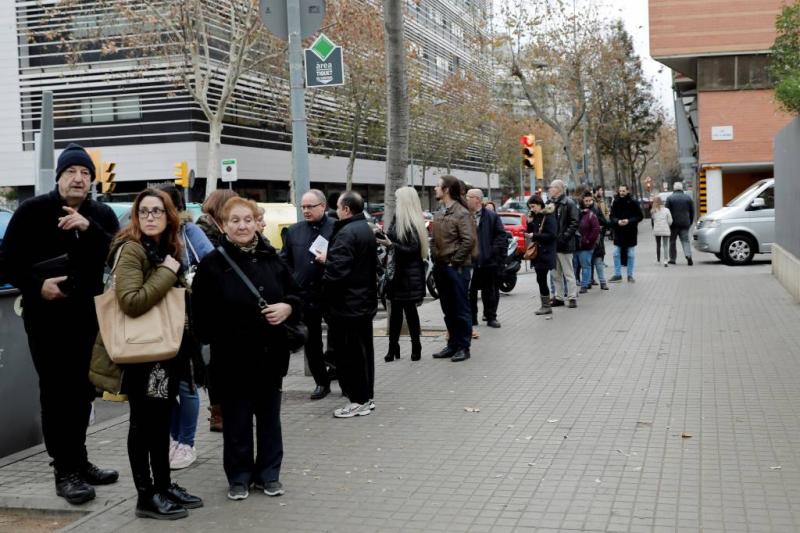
2, 227, 800, 532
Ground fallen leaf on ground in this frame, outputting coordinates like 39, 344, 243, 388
464, 407, 481, 413
525, 435, 533, 440
681, 433, 692, 439
616, 449, 630, 456
636, 421, 653, 427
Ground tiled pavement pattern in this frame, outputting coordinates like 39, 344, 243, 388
1, 227, 800, 532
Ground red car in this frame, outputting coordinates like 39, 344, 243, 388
497, 211, 527, 256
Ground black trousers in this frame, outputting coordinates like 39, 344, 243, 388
303, 306, 330, 388
207, 345, 222, 405
469, 266, 499, 322
388, 300, 421, 350
221, 384, 283, 486
25, 315, 95, 473
330, 316, 375, 405
535, 268, 550, 297
128, 395, 173, 492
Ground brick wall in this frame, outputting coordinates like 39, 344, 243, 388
698, 90, 794, 165
650, 0, 783, 57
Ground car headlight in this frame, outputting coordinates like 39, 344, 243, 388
705, 219, 721, 228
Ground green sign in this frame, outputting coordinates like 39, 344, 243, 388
305, 33, 344, 88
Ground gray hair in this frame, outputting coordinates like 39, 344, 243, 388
466, 188, 484, 200
549, 179, 565, 194
673, 181, 684, 191
304, 188, 326, 205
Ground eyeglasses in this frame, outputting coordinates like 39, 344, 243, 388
138, 207, 165, 219
300, 203, 323, 210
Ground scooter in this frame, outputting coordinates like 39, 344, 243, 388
498, 233, 521, 293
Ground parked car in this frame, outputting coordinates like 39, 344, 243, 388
105, 201, 203, 227
0, 208, 12, 288
499, 200, 529, 214
694, 178, 774, 265
497, 211, 527, 256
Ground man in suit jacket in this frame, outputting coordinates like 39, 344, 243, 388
466, 189, 507, 328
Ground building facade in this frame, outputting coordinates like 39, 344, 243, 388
1, 0, 497, 204
649, 0, 793, 214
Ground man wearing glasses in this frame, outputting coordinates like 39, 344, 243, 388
279, 189, 335, 400
1, 143, 120, 504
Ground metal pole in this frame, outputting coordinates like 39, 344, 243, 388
287, 0, 310, 220
519, 164, 524, 200
37, 91, 54, 195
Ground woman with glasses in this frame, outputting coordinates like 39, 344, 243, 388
99, 188, 202, 519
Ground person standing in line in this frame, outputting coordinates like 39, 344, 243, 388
430, 176, 477, 363
650, 195, 673, 267
466, 188, 507, 329
576, 193, 601, 293
105, 188, 203, 519
525, 196, 558, 315
546, 179, 579, 308
376, 186, 428, 362
192, 197, 302, 500
608, 185, 644, 283
322, 191, 378, 417
195, 189, 238, 433
280, 189, 335, 399
1, 143, 120, 505
158, 185, 213, 471
665, 182, 695, 266
586, 191, 610, 290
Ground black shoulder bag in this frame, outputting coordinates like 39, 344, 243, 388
216, 246, 308, 353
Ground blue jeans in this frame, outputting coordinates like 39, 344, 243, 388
170, 380, 200, 446
613, 246, 636, 277
577, 250, 594, 288
592, 256, 607, 284
434, 264, 472, 350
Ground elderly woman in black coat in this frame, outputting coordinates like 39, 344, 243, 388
376, 186, 428, 362
525, 195, 558, 316
191, 197, 302, 501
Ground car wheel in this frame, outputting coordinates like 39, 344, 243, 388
426, 273, 439, 299
714, 252, 723, 261
499, 276, 517, 293
721, 234, 755, 265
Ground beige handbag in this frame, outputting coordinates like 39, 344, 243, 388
94, 244, 185, 364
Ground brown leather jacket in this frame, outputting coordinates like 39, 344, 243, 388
431, 201, 477, 267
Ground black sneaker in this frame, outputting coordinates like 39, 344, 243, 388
227, 484, 249, 501
486, 319, 501, 328
550, 299, 565, 307
608, 275, 623, 283
627, 276, 636, 283
55, 470, 95, 505
263, 481, 285, 497
687, 257, 693, 266
310, 385, 330, 400
567, 299, 577, 308
579, 287, 588, 294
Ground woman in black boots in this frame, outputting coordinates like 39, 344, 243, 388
377, 186, 428, 362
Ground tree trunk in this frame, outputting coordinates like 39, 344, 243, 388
382, 0, 409, 228
594, 141, 605, 189
205, 117, 223, 198
612, 149, 620, 187
346, 112, 362, 191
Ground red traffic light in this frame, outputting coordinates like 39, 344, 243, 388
520, 134, 535, 147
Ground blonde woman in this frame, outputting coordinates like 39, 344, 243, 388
650, 196, 673, 266
376, 187, 429, 362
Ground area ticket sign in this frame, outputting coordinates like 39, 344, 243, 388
305, 33, 344, 88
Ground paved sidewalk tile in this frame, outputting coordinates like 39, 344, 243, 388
1, 227, 800, 532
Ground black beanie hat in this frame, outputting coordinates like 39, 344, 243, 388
56, 143, 96, 182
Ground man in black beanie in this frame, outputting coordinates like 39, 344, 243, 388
0, 143, 120, 504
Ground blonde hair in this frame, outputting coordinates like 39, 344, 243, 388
394, 186, 429, 258
651, 196, 663, 211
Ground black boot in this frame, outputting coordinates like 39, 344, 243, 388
81, 462, 119, 485
55, 470, 95, 505
136, 490, 188, 520
384, 344, 400, 362
165, 483, 203, 509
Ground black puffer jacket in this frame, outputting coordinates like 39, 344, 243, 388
665, 191, 694, 228
323, 213, 378, 319
549, 193, 579, 254
610, 194, 644, 248
526, 205, 558, 271
386, 221, 426, 303
191, 235, 302, 391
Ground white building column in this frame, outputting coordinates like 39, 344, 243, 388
706, 167, 723, 214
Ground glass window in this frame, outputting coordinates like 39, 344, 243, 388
80, 100, 93, 124
115, 95, 141, 120
91, 97, 114, 123
698, 56, 736, 90
500, 215, 523, 226
737, 55, 771, 89
756, 185, 774, 209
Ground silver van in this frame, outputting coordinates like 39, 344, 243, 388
693, 178, 774, 265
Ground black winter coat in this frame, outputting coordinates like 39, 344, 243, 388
665, 191, 695, 228
589, 203, 608, 258
526, 206, 558, 271
279, 215, 335, 308
323, 213, 378, 320
609, 195, 644, 247
474, 207, 507, 268
386, 222, 426, 303
549, 194, 579, 253
1, 188, 118, 328
191, 236, 303, 391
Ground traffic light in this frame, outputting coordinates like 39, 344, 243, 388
533, 145, 543, 181
174, 161, 189, 188
520, 134, 536, 169
100, 162, 116, 194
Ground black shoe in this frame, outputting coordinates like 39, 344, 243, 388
550, 299, 565, 307
600, 284, 609, 290
608, 275, 623, 283
627, 276, 636, 283
136, 491, 188, 520
687, 257, 693, 266
486, 319, 501, 328
450, 349, 470, 362
384, 345, 400, 362
310, 385, 330, 400
668, 260, 676, 265
411, 341, 422, 361
579, 287, 588, 294
567, 299, 577, 308
81, 462, 119, 485
55, 470, 95, 505
165, 483, 203, 509
433, 346, 457, 359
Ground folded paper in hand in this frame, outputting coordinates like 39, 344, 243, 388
309, 235, 328, 256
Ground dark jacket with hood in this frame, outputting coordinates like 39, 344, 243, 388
322, 213, 378, 320
386, 221, 426, 303
279, 214, 335, 308
526, 204, 558, 271
549, 193, 579, 254
191, 235, 303, 391
473, 207, 507, 268
610, 194, 644, 247
577, 208, 600, 251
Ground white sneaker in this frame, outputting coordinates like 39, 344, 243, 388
169, 438, 179, 462
170, 443, 197, 470
369, 399, 375, 410
333, 402, 371, 418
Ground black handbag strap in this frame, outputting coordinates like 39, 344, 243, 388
216, 245, 268, 309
